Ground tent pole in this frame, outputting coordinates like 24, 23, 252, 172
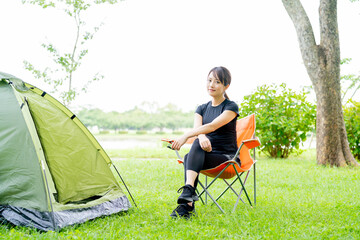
112, 164, 137, 207
41, 160, 57, 231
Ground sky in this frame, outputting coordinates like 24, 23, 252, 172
1, 0, 359, 113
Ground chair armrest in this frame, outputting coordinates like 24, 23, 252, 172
161, 138, 174, 144
161, 139, 183, 161
161, 137, 197, 145
161, 138, 174, 150
242, 137, 261, 149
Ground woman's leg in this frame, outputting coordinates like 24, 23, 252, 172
183, 140, 230, 189
183, 139, 205, 187
172, 141, 230, 217
202, 152, 230, 169
176, 139, 205, 206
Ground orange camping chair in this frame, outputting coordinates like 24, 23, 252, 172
162, 114, 261, 213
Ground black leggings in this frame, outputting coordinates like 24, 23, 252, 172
183, 139, 229, 189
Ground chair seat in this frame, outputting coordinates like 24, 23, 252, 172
200, 160, 239, 179
200, 158, 256, 179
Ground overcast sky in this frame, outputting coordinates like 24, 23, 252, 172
1, 0, 359, 112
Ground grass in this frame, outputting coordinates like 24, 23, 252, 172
1, 147, 359, 239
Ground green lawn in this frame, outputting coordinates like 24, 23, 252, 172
1, 148, 359, 239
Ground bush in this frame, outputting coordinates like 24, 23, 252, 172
343, 100, 360, 161
172, 131, 184, 135
117, 130, 128, 134
136, 130, 147, 135
239, 83, 316, 158
155, 131, 166, 135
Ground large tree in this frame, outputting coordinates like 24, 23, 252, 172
282, 0, 358, 166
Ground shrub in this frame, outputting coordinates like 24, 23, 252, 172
239, 83, 316, 158
343, 100, 360, 161
117, 130, 128, 134
136, 130, 147, 135
155, 131, 166, 135
172, 131, 184, 135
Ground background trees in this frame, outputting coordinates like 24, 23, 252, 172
76, 103, 193, 132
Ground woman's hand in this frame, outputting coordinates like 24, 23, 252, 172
199, 134, 212, 152
171, 135, 188, 151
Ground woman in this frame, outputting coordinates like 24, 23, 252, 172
170, 66, 239, 218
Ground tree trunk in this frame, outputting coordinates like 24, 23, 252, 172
282, 0, 358, 166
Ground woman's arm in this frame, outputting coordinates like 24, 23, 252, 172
193, 113, 212, 152
171, 110, 237, 150
193, 113, 202, 129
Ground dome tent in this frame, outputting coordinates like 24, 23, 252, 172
0, 72, 133, 231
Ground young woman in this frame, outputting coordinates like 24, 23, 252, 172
170, 66, 239, 218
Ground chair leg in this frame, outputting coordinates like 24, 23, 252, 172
254, 157, 256, 206
213, 177, 238, 203
233, 166, 252, 207
225, 178, 239, 196
195, 187, 205, 205
197, 164, 232, 199
232, 171, 250, 212
233, 191, 243, 212
215, 170, 245, 203
237, 171, 251, 200
196, 176, 208, 205
197, 180, 225, 213
205, 176, 208, 204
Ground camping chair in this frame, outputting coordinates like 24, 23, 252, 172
162, 114, 260, 213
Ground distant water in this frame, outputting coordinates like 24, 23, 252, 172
98, 139, 159, 149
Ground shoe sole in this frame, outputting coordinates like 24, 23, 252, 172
177, 196, 193, 204
177, 194, 199, 204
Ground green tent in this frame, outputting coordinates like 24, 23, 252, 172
0, 72, 133, 231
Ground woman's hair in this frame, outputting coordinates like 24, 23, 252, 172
208, 66, 232, 99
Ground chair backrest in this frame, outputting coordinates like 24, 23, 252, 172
237, 114, 256, 171
200, 114, 257, 179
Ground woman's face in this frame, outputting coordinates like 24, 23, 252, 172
207, 71, 229, 98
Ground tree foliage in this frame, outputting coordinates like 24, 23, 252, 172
343, 101, 360, 161
22, 0, 120, 106
239, 83, 316, 158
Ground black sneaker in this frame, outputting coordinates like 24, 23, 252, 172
170, 203, 196, 219
177, 184, 199, 204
